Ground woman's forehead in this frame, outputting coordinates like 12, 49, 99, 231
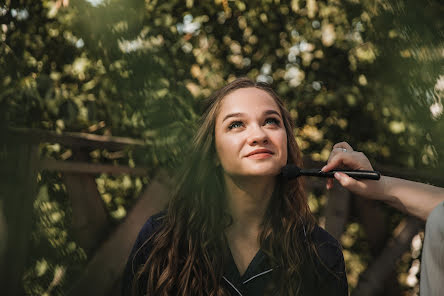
217, 87, 281, 117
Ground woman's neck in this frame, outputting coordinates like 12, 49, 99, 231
223, 174, 276, 235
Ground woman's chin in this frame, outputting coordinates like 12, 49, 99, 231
223, 163, 284, 179
249, 163, 283, 175
242, 167, 282, 177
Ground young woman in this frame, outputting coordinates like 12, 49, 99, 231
122, 78, 348, 296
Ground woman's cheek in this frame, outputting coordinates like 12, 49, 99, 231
216, 134, 236, 166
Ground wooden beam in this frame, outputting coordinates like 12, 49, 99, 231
64, 149, 110, 254
38, 159, 148, 176
8, 128, 145, 150
0, 143, 39, 296
67, 172, 171, 296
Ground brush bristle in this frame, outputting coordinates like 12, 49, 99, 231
281, 164, 300, 179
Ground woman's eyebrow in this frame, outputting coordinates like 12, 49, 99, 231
222, 112, 245, 122
222, 110, 281, 122
263, 110, 281, 117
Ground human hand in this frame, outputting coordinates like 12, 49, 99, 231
322, 142, 375, 195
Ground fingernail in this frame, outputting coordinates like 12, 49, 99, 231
334, 172, 341, 179
321, 165, 327, 172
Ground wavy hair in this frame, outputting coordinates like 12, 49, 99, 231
132, 77, 316, 296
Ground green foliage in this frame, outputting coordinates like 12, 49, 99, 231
96, 173, 146, 221
1, 0, 443, 295
23, 172, 87, 296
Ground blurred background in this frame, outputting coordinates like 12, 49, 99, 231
0, 0, 443, 295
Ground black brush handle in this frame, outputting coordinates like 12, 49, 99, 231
301, 169, 380, 180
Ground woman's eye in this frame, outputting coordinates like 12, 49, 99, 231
228, 121, 244, 130
265, 118, 280, 126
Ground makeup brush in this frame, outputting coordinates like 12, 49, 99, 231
281, 164, 380, 180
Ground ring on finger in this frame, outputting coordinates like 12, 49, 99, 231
334, 147, 347, 152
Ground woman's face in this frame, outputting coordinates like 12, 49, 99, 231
214, 87, 288, 178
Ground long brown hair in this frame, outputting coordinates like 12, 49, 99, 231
133, 77, 316, 295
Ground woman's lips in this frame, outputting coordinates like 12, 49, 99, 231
247, 152, 273, 159
245, 149, 274, 159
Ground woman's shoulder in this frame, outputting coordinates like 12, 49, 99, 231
136, 211, 166, 240
121, 211, 166, 296
309, 225, 348, 295
311, 224, 341, 249
127, 211, 166, 268
310, 224, 344, 270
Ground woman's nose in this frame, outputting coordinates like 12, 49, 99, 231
247, 125, 269, 145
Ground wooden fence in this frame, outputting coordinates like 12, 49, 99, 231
1, 128, 442, 296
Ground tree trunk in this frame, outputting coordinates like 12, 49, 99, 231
354, 196, 388, 256
351, 217, 423, 296
324, 180, 351, 241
